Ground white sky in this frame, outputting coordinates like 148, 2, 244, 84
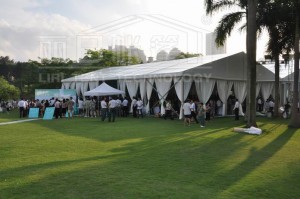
0, 0, 268, 62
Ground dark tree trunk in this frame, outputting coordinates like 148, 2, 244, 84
246, 0, 258, 127
274, 55, 280, 118
289, 11, 300, 128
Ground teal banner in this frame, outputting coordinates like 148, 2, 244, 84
28, 108, 39, 118
35, 89, 77, 101
43, 107, 55, 120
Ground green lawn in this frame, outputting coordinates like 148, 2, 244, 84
0, 109, 23, 123
0, 112, 299, 199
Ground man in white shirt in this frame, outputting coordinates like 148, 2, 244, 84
122, 97, 129, 117
132, 97, 137, 117
18, 98, 26, 118
116, 97, 122, 116
101, 97, 108, 121
190, 100, 198, 123
257, 97, 263, 112
108, 97, 117, 122
233, 99, 239, 120
182, 99, 191, 126
78, 98, 83, 117
136, 98, 143, 118
269, 100, 275, 116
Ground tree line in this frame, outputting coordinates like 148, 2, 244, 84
0, 50, 142, 100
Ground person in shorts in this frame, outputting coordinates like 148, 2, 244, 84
182, 99, 191, 126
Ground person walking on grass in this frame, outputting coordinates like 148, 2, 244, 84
136, 98, 143, 118
54, 99, 62, 119
182, 99, 191, 126
101, 97, 108, 121
17, 98, 26, 118
164, 100, 173, 120
67, 97, 75, 119
190, 99, 198, 123
108, 97, 117, 122
233, 99, 239, 120
197, 102, 206, 128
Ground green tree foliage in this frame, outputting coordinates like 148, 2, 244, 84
80, 49, 141, 66
0, 76, 20, 100
0, 49, 141, 99
175, 52, 201, 59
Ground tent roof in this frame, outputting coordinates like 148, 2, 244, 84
84, 82, 125, 96
184, 52, 275, 81
262, 63, 292, 79
62, 52, 275, 83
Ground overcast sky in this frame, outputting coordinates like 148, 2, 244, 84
0, 0, 268, 62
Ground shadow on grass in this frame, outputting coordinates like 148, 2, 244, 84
213, 127, 298, 198
1, 117, 298, 198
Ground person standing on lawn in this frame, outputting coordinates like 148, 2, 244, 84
67, 97, 75, 119
182, 99, 191, 126
101, 97, 108, 121
197, 102, 206, 127
233, 99, 239, 120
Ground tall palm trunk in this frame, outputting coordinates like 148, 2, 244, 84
289, 10, 300, 127
246, 0, 257, 127
274, 54, 280, 117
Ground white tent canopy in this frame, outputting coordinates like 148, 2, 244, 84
84, 82, 125, 96
62, 52, 279, 117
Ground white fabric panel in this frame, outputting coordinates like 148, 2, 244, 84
234, 81, 247, 116
138, 79, 146, 101
63, 82, 71, 89
227, 81, 234, 97
81, 82, 89, 96
256, 83, 261, 98
75, 82, 82, 96
217, 80, 233, 116
174, 77, 192, 119
89, 81, 98, 90
174, 77, 184, 119
118, 80, 126, 97
126, 80, 139, 113
155, 78, 172, 115
146, 79, 154, 114
183, 80, 193, 102
70, 82, 76, 90
195, 79, 216, 104
217, 80, 228, 103
261, 82, 274, 101
125, 80, 138, 100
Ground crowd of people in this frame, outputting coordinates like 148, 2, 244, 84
8, 93, 296, 123
0, 100, 16, 113
16, 97, 76, 119
181, 99, 220, 127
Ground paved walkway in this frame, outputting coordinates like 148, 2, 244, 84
0, 118, 41, 126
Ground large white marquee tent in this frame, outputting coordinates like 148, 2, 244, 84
61, 52, 278, 118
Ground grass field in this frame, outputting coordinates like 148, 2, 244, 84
0, 110, 299, 199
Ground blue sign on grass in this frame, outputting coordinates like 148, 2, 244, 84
28, 108, 39, 118
43, 107, 55, 120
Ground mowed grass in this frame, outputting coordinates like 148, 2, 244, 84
0, 110, 24, 123
0, 112, 300, 199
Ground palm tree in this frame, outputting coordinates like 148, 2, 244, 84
246, 0, 257, 127
289, 0, 300, 127
258, 1, 294, 118
204, 0, 258, 127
